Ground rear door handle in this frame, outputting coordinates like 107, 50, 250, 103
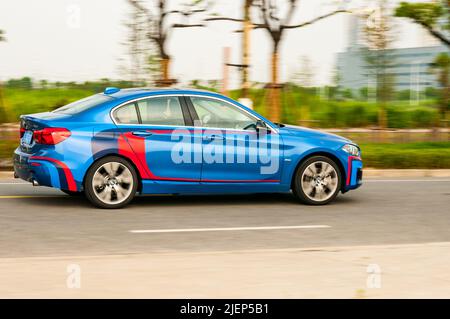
132, 130, 153, 137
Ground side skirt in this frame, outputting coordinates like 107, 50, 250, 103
141, 180, 289, 195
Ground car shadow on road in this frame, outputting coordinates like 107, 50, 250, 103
16, 191, 359, 209
131, 192, 359, 207
133, 192, 299, 207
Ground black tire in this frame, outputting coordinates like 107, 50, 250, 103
61, 189, 83, 196
292, 155, 342, 205
84, 156, 138, 209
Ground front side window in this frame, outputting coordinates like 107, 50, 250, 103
190, 97, 256, 130
137, 96, 185, 126
113, 103, 139, 124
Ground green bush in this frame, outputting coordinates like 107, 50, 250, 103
386, 105, 410, 128
410, 107, 438, 127
360, 142, 450, 168
2, 88, 94, 121
1, 86, 444, 128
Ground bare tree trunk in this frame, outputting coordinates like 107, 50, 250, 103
222, 47, 230, 96
161, 57, 170, 84
267, 49, 281, 123
378, 103, 387, 129
241, 0, 252, 98
156, 55, 176, 87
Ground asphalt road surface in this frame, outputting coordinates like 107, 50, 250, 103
1, 177, 449, 258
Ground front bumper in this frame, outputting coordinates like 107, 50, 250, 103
345, 155, 363, 191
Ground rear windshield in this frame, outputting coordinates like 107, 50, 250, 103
53, 94, 113, 114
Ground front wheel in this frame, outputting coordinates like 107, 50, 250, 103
293, 156, 342, 205
84, 156, 138, 209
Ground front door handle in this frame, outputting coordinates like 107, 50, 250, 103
204, 134, 225, 141
132, 130, 153, 137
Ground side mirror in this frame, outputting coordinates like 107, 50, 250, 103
256, 120, 270, 134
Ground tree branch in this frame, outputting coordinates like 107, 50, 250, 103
127, 0, 153, 21
282, 9, 348, 29
172, 23, 205, 28
418, 21, 450, 48
233, 24, 268, 32
164, 8, 207, 18
205, 16, 244, 22
282, 0, 299, 26
258, 0, 273, 31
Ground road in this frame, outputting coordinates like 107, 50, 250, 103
1, 177, 449, 258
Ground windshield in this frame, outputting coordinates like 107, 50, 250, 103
53, 94, 113, 114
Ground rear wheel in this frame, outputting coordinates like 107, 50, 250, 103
84, 156, 138, 209
293, 156, 341, 205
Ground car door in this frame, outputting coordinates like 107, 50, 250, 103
112, 95, 202, 182
186, 95, 283, 183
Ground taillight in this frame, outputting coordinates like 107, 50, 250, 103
20, 127, 25, 138
33, 128, 71, 145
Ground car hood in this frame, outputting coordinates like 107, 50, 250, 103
279, 125, 352, 144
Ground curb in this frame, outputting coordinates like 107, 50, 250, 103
2, 169, 450, 180
363, 169, 450, 178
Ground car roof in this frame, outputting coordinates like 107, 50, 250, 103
104, 87, 218, 99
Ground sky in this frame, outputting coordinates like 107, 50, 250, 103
0, 0, 437, 88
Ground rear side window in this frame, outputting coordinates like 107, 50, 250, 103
113, 103, 139, 124
137, 97, 185, 126
53, 94, 112, 114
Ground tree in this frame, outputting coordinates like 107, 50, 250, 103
362, 0, 395, 129
123, 2, 150, 85
206, 0, 254, 98
40, 80, 49, 89
0, 29, 5, 42
6, 77, 33, 90
251, 0, 348, 122
431, 52, 450, 123
128, 0, 208, 87
395, 1, 450, 48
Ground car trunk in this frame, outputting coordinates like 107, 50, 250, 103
19, 112, 72, 153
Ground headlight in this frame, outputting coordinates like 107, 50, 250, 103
342, 144, 360, 157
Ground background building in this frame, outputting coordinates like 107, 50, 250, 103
337, 14, 450, 95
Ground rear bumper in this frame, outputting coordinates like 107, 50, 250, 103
13, 147, 78, 191
13, 148, 35, 183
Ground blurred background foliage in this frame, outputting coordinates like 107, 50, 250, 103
0, 78, 443, 129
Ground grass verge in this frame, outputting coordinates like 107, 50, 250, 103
0, 140, 449, 169
360, 142, 450, 169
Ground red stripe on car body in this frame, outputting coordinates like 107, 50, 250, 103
118, 133, 153, 179
119, 131, 279, 184
29, 156, 77, 191
346, 156, 362, 186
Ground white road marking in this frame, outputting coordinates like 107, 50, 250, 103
0, 183, 30, 185
0, 195, 64, 199
130, 225, 331, 234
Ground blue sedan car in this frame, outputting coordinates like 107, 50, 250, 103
14, 88, 362, 208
